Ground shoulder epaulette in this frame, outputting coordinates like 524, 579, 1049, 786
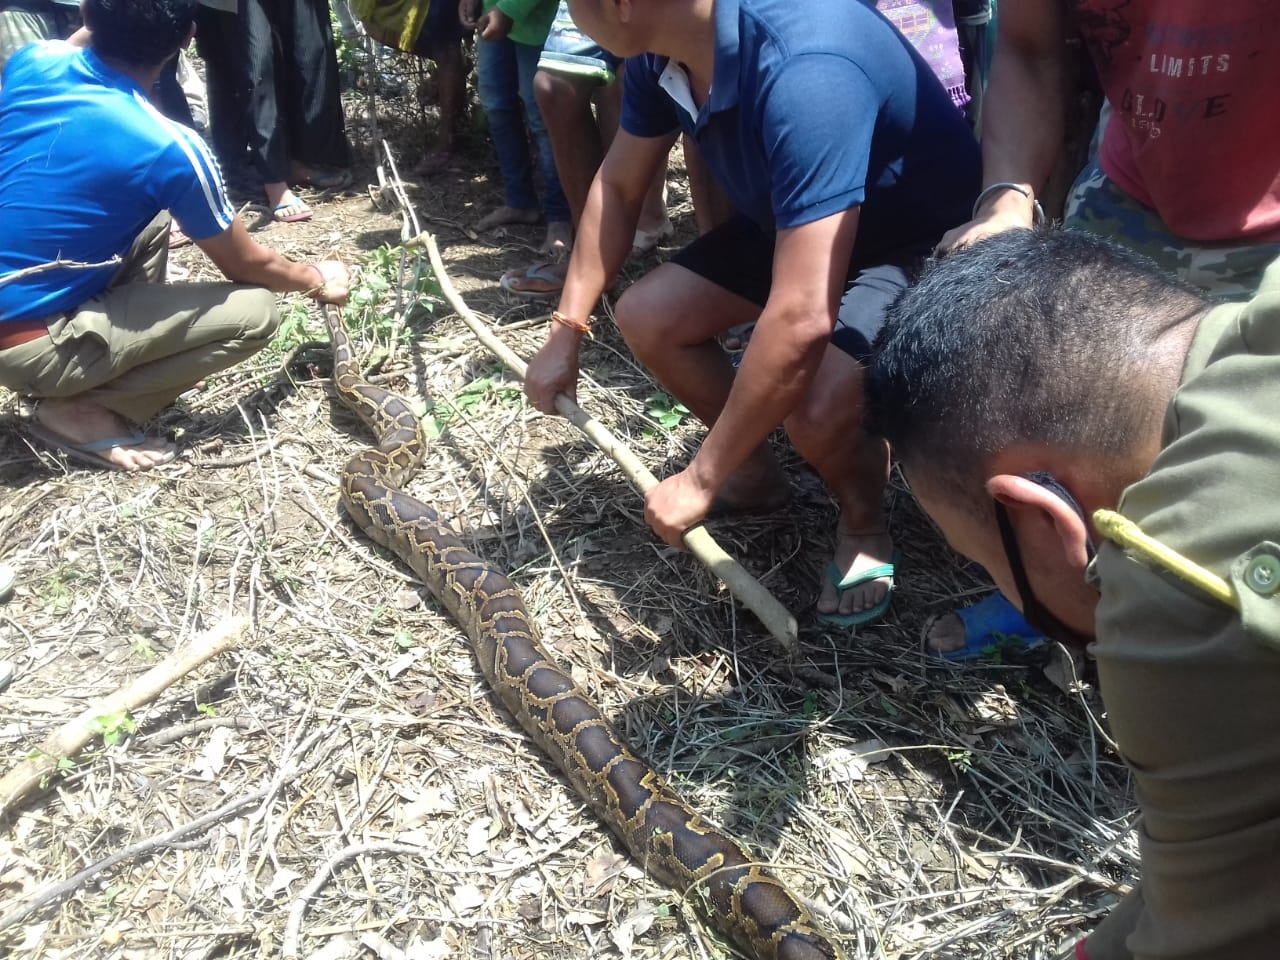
1092, 509, 1238, 610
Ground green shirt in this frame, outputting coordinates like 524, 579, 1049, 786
484, 0, 557, 47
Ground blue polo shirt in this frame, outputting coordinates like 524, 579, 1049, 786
621, 0, 979, 258
0, 42, 235, 324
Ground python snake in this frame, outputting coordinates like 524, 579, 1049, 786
324, 305, 844, 960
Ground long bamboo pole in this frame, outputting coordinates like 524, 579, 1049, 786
405, 232, 799, 652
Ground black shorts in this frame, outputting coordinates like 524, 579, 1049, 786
670, 212, 930, 361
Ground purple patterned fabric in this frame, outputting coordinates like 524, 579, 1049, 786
877, 0, 970, 110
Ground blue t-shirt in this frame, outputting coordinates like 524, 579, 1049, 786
621, 0, 979, 258
0, 42, 234, 324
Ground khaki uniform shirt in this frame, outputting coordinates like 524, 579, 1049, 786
1087, 262, 1280, 960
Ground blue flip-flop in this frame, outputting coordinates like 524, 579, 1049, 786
816, 554, 898, 628
933, 593, 1046, 662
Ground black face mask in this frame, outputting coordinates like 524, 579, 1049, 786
993, 472, 1098, 649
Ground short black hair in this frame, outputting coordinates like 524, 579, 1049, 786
868, 227, 1207, 510
83, 0, 199, 70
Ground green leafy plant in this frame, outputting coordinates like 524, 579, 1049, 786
645, 392, 691, 431
92, 710, 137, 748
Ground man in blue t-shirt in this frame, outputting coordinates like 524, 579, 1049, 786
524, 0, 979, 625
0, 0, 349, 472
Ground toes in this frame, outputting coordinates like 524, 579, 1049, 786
925, 613, 967, 654
837, 579, 889, 616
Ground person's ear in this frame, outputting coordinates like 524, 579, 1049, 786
615, 0, 633, 26
987, 474, 1092, 569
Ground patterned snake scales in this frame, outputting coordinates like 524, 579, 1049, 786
324, 306, 845, 960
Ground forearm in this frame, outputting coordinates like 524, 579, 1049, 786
197, 221, 320, 294
226, 248, 319, 294
980, 64, 1063, 210
974, 9, 1068, 220
556, 174, 642, 326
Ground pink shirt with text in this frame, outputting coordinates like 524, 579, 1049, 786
1073, 0, 1280, 242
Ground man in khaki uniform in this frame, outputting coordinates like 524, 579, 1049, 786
869, 227, 1280, 960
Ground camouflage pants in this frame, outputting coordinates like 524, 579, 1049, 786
1065, 161, 1280, 300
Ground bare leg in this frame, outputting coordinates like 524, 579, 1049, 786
534, 69, 604, 229
784, 348, 893, 618
615, 264, 788, 506
413, 40, 466, 174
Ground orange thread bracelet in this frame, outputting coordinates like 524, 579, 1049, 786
551, 310, 591, 334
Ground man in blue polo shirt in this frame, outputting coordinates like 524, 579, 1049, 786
0, 0, 348, 472
525, 0, 979, 625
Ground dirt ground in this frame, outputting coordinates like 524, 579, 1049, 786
0, 51, 1138, 960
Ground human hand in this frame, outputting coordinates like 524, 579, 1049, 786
644, 469, 716, 549
524, 328, 581, 414
934, 210, 1031, 256
309, 260, 350, 305
477, 8, 514, 40
935, 185, 1041, 256
458, 0, 481, 30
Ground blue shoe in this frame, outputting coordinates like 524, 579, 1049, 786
816, 555, 897, 628
934, 593, 1045, 662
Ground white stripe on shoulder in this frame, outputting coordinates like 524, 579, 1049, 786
133, 90, 235, 230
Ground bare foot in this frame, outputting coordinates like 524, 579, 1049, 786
33, 398, 176, 472
541, 220, 573, 256
265, 183, 312, 222
924, 612, 967, 655
631, 216, 673, 257
477, 205, 540, 231
816, 523, 896, 619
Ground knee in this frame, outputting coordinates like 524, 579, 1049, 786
784, 365, 869, 460
231, 287, 279, 344
533, 71, 579, 123
614, 277, 678, 358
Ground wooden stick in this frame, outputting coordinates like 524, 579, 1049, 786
405, 232, 799, 652
0, 616, 248, 820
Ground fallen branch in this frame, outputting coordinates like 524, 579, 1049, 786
0, 255, 121, 288
405, 230, 800, 652
0, 616, 248, 819
281, 842, 427, 959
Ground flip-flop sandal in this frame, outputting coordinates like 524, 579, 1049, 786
816, 553, 899, 628
929, 593, 1046, 662
168, 224, 192, 249
26, 423, 177, 472
499, 261, 565, 299
273, 199, 313, 223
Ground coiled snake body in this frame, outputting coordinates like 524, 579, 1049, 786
325, 307, 844, 960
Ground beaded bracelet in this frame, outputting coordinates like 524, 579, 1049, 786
972, 181, 1046, 225
551, 310, 591, 334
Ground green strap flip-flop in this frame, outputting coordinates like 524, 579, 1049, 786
816, 555, 898, 628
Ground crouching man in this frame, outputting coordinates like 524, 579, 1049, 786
0, 0, 348, 471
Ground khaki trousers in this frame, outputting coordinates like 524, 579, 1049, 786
0, 215, 278, 423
